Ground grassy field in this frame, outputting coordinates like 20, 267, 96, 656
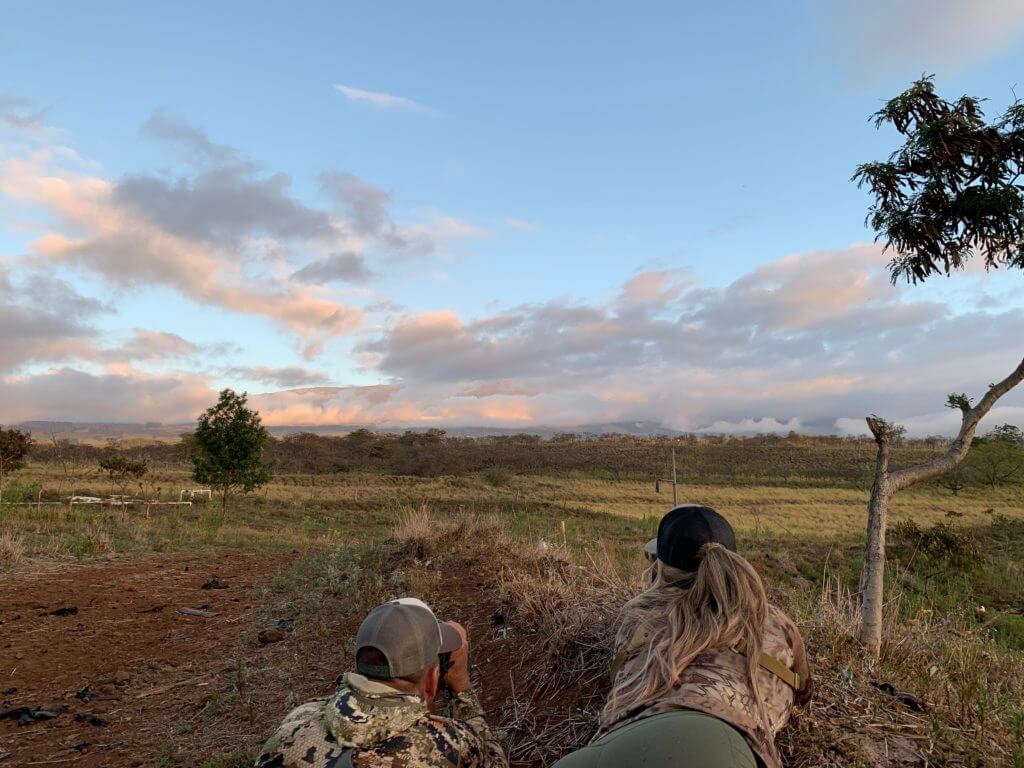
4, 462, 1023, 564
2, 456, 1023, 766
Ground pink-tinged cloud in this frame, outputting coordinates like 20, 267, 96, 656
1, 152, 362, 347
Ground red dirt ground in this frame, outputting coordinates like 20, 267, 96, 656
0, 552, 302, 766
0, 551, 588, 767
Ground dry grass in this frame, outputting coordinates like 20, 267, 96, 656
0, 528, 25, 566
14, 462, 1024, 542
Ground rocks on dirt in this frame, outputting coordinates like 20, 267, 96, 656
178, 607, 219, 618
137, 603, 168, 614
258, 627, 288, 644
74, 686, 121, 702
871, 681, 925, 712
41, 606, 78, 617
74, 713, 110, 727
0, 706, 62, 725
201, 576, 229, 590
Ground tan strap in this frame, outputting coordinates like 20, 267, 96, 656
609, 626, 800, 691
755, 652, 800, 691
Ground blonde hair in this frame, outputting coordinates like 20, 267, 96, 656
602, 543, 771, 735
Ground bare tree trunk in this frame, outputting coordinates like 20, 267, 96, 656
859, 357, 1024, 656
860, 419, 892, 656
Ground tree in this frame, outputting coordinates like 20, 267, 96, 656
191, 390, 271, 509
854, 77, 1024, 655
853, 76, 1024, 284
966, 424, 1024, 488
0, 428, 34, 504
98, 451, 149, 496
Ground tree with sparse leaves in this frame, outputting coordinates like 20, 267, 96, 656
98, 451, 149, 496
966, 424, 1024, 488
191, 390, 272, 509
0, 428, 34, 504
854, 77, 1024, 656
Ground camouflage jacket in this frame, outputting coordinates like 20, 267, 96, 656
597, 605, 813, 768
254, 673, 508, 768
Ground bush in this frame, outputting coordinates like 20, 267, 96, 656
990, 614, 1024, 651
891, 520, 981, 564
0, 479, 42, 504
481, 466, 512, 487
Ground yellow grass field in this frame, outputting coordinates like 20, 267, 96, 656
3, 462, 1022, 567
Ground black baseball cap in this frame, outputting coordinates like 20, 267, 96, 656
656, 504, 736, 572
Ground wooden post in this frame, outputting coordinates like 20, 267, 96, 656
671, 448, 678, 507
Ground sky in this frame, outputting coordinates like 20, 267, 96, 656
2, 0, 1024, 436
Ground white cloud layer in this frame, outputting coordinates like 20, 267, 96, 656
334, 84, 436, 116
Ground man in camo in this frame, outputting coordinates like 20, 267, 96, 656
254, 597, 507, 768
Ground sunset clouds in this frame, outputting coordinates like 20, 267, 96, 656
4, 4, 1024, 437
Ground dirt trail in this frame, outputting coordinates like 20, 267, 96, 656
0, 552, 298, 766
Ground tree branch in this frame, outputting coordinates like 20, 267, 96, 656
890, 357, 1024, 490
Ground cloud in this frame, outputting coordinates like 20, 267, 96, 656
0, 269, 103, 374
1, 145, 362, 351
356, 247, 1024, 435
140, 109, 248, 168
225, 365, 330, 387
291, 251, 376, 284
334, 84, 436, 116
320, 172, 484, 256
456, 381, 541, 398
505, 217, 538, 233
0, 367, 213, 424
821, 0, 1024, 81
0, 94, 47, 131
103, 330, 199, 363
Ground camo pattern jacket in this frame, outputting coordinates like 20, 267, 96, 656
596, 604, 812, 768
254, 673, 508, 768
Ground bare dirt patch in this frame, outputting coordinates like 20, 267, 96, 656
0, 546, 568, 767
0, 552, 301, 766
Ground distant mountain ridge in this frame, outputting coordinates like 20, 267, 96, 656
9, 419, 685, 443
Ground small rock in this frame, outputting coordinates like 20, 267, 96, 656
258, 627, 288, 645
112, 670, 131, 685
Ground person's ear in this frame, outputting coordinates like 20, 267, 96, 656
424, 662, 440, 700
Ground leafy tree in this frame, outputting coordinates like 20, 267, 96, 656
854, 76, 1024, 284
966, 425, 1024, 488
191, 390, 271, 509
0, 428, 34, 504
987, 423, 1024, 446
855, 77, 1024, 656
98, 451, 149, 496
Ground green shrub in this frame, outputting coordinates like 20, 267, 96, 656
990, 614, 1024, 651
482, 466, 512, 487
0, 479, 42, 504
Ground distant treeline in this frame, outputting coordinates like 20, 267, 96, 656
26, 430, 950, 487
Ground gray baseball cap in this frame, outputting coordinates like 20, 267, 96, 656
355, 597, 462, 679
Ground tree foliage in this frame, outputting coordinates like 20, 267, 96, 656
966, 424, 1024, 488
191, 390, 271, 507
853, 76, 1024, 283
98, 451, 149, 495
0, 427, 34, 503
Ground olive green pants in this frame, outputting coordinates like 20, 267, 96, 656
553, 711, 758, 768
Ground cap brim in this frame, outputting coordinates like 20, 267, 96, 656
438, 621, 463, 654
644, 538, 658, 556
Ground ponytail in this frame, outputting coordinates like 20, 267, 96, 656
601, 543, 771, 736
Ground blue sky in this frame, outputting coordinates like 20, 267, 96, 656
3, 1, 1024, 434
